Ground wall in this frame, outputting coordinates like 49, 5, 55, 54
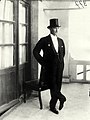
38, 1, 90, 81
68, 1, 90, 81
38, 1, 70, 78
69, 2, 90, 61
31, 0, 90, 82
30, 1, 38, 81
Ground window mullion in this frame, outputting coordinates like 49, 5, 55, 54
0, 44, 15, 46
0, 19, 15, 24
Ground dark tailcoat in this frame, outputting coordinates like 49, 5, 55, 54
33, 35, 66, 109
33, 34, 65, 106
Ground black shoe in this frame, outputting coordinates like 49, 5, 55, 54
50, 108, 59, 114
59, 95, 66, 110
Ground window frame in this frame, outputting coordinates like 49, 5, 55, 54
19, 1, 29, 64
0, 0, 15, 69
0, 0, 30, 69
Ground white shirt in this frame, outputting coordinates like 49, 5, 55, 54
50, 34, 58, 53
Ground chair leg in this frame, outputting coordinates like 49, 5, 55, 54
24, 92, 26, 103
38, 90, 43, 109
23, 81, 26, 103
23, 87, 26, 103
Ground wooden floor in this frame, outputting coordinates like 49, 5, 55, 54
1, 83, 90, 120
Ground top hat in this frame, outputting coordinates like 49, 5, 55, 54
47, 18, 61, 29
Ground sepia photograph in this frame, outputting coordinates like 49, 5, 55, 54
0, 0, 90, 120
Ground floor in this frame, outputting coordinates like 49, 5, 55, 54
1, 83, 90, 120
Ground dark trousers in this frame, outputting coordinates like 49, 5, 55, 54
49, 62, 66, 109
50, 89, 66, 109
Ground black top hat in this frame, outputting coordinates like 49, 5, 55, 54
47, 18, 61, 29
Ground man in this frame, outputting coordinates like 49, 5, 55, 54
33, 18, 66, 114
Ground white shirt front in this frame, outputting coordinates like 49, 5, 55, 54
50, 34, 58, 53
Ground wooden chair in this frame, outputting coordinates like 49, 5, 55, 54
23, 79, 49, 109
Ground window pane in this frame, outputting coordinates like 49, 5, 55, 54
76, 65, 83, 79
19, 46, 22, 64
0, 0, 5, 19
5, 0, 13, 20
19, 25, 26, 43
0, 23, 3, 44
86, 65, 90, 81
19, 3, 26, 23
4, 23, 13, 44
0, 0, 13, 20
22, 46, 26, 63
0, 23, 13, 44
0, 47, 13, 68
19, 45, 26, 64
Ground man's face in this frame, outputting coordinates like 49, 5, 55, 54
50, 27, 59, 36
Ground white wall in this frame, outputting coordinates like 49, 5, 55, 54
38, 1, 70, 77
69, 1, 90, 61
38, 1, 90, 79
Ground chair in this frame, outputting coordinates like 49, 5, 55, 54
23, 79, 49, 109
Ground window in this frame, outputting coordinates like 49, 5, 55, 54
76, 65, 83, 80
0, 0, 15, 69
86, 65, 90, 81
19, 1, 29, 64
0, 0, 29, 69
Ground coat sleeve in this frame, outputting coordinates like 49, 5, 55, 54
33, 38, 45, 66
62, 40, 65, 57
